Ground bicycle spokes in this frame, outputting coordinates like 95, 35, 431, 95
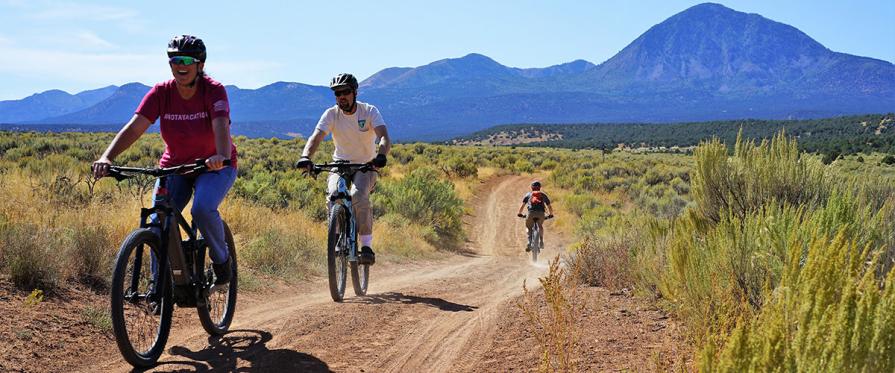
205, 266, 229, 325
122, 244, 162, 354
336, 219, 348, 283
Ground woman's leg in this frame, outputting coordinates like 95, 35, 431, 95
191, 167, 237, 264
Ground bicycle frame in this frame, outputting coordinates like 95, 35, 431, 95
111, 160, 226, 308
520, 214, 551, 251
136, 174, 209, 307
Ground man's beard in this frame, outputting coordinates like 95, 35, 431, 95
339, 99, 356, 112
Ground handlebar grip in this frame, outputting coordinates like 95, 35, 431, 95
107, 168, 130, 181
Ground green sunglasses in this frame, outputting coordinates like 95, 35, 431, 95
168, 56, 202, 66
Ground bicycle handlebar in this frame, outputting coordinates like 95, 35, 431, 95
518, 214, 554, 219
107, 159, 231, 181
306, 162, 376, 177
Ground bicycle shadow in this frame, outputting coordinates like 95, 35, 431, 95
346, 291, 478, 312
135, 329, 331, 372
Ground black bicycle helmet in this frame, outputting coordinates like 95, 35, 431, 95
531, 181, 542, 190
330, 73, 359, 91
167, 35, 206, 62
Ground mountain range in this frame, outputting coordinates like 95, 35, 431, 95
1, 3, 892, 140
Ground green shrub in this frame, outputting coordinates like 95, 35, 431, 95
441, 156, 478, 178
1, 224, 62, 289
706, 230, 895, 372
690, 132, 830, 224
240, 227, 322, 279
66, 225, 112, 286
513, 159, 535, 174
375, 167, 465, 243
563, 193, 602, 218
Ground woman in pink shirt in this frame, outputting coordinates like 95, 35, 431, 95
92, 35, 238, 286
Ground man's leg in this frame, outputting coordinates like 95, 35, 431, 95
352, 170, 378, 264
326, 172, 341, 213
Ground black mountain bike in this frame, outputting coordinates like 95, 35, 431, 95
520, 214, 553, 262
308, 162, 376, 302
105, 159, 238, 368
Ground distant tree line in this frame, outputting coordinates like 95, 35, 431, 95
456, 114, 895, 161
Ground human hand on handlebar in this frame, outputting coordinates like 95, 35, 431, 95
295, 156, 314, 173
370, 154, 387, 169
547, 214, 554, 219
92, 157, 113, 179
205, 155, 227, 171
517, 213, 526, 218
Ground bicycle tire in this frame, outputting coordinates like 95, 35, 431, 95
197, 221, 238, 335
327, 204, 349, 302
350, 261, 369, 296
110, 228, 173, 368
531, 225, 541, 262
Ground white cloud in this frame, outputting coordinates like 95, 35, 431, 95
0, 41, 289, 93
74, 31, 116, 49
0, 44, 164, 86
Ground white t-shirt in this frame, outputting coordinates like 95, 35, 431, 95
315, 101, 386, 163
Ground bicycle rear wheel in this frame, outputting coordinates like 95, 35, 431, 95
110, 228, 173, 368
198, 221, 238, 335
327, 204, 349, 302
531, 226, 541, 262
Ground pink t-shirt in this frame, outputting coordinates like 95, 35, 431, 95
136, 76, 238, 168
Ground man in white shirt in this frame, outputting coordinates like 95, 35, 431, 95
296, 73, 391, 265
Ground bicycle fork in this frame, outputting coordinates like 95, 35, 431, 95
332, 176, 359, 262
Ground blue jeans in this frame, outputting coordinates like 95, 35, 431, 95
150, 167, 237, 282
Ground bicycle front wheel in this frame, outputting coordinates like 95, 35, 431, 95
198, 221, 238, 335
110, 228, 173, 368
327, 204, 349, 302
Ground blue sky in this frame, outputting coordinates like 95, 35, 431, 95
0, 0, 892, 100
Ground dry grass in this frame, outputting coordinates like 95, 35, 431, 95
518, 255, 582, 372
572, 237, 633, 291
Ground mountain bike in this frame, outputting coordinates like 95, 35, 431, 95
308, 161, 376, 302
105, 159, 238, 368
519, 214, 553, 262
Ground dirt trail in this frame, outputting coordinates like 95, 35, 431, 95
93, 175, 556, 372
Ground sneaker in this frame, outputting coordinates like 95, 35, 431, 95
213, 258, 232, 286
525, 245, 532, 252
359, 246, 376, 265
